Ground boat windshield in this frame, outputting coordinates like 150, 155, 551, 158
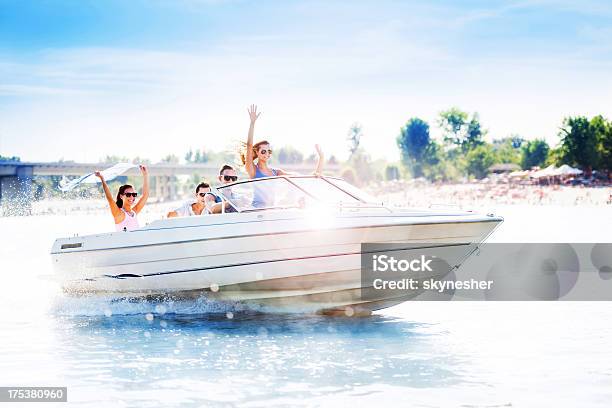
287, 177, 361, 204
216, 177, 315, 212
215, 176, 374, 212
325, 178, 380, 204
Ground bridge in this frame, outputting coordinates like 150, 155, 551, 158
0, 161, 340, 215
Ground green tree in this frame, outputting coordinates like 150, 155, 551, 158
557, 116, 599, 172
341, 168, 356, 185
438, 107, 485, 153
438, 107, 467, 144
465, 115, 486, 151
465, 144, 496, 179
0, 155, 20, 162
601, 126, 612, 171
208, 150, 235, 164
546, 147, 563, 167
305, 153, 317, 163
161, 154, 180, 164
385, 165, 400, 181
185, 149, 194, 163
131, 156, 151, 165
185, 149, 210, 163
397, 118, 439, 177
101, 155, 129, 163
346, 148, 375, 186
492, 137, 522, 165
521, 139, 550, 169
347, 123, 363, 158
423, 158, 461, 182
590, 115, 612, 171
510, 135, 525, 149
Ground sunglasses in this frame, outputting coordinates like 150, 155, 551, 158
259, 149, 272, 155
198, 192, 208, 197
223, 175, 238, 182
123, 192, 138, 198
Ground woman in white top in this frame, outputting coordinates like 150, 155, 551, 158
95, 165, 149, 231
167, 182, 211, 218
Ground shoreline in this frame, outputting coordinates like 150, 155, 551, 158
0, 182, 606, 219
371, 182, 612, 208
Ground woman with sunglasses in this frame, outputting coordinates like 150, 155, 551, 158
94, 165, 149, 231
241, 105, 325, 179
241, 105, 324, 208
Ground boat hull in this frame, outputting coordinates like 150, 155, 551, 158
51, 210, 502, 314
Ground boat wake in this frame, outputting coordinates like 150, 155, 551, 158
51, 293, 262, 317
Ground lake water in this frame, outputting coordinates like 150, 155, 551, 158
0, 205, 611, 407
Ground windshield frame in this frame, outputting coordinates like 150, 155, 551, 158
214, 175, 372, 213
322, 177, 381, 204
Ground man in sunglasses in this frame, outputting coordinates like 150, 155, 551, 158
205, 164, 239, 214
167, 182, 211, 218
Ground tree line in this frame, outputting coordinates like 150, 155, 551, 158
2, 110, 610, 191
396, 108, 612, 181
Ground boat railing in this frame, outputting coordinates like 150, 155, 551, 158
428, 203, 462, 210
337, 202, 394, 213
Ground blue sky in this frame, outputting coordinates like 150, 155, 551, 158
1, 0, 611, 162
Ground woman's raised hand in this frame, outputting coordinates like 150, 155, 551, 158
248, 104, 261, 123
139, 164, 148, 175
94, 171, 104, 180
315, 144, 323, 157
313, 144, 324, 176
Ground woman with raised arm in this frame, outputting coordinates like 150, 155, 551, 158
241, 104, 325, 179
240, 105, 325, 209
94, 165, 149, 231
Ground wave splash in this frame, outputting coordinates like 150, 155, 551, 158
51, 293, 261, 317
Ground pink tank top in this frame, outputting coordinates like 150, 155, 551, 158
116, 209, 140, 231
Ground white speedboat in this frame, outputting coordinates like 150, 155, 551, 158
51, 176, 502, 315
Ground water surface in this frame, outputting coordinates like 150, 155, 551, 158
0, 206, 611, 407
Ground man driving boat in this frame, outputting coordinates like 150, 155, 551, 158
205, 164, 239, 214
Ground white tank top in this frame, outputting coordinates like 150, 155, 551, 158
116, 208, 140, 231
